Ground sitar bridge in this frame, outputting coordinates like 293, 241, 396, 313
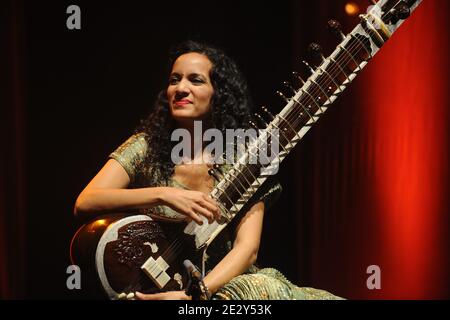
141, 256, 171, 289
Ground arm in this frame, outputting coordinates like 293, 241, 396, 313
203, 201, 264, 294
74, 159, 162, 218
74, 159, 219, 222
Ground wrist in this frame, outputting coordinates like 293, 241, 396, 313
153, 187, 168, 206
184, 292, 193, 300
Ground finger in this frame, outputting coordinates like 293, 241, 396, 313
135, 291, 161, 300
201, 195, 220, 218
203, 194, 218, 207
193, 204, 214, 223
187, 210, 203, 225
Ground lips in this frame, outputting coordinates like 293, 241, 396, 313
174, 99, 192, 107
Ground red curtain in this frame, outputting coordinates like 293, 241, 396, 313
363, 0, 449, 298
294, 0, 449, 299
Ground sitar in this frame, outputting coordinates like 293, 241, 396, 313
70, 0, 423, 299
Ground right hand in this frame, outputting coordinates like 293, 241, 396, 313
159, 187, 220, 224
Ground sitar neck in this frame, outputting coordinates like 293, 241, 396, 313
185, 0, 423, 250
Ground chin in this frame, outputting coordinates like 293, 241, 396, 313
171, 113, 200, 127
171, 110, 196, 120
170, 106, 210, 125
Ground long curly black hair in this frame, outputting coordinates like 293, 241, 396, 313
135, 40, 254, 187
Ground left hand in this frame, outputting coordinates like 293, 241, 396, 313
134, 290, 192, 300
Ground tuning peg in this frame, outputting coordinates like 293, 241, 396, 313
208, 168, 222, 182
249, 120, 259, 130
213, 163, 225, 175
261, 106, 275, 120
302, 60, 315, 74
307, 43, 325, 63
327, 19, 345, 40
387, 1, 410, 24
276, 90, 289, 103
254, 113, 268, 128
283, 81, 296, 95
292, 71, 305, 84
393, 2, 410, 20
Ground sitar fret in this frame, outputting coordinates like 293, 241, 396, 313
187, 0, 423, 250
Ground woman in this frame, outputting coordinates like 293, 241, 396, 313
74, 40, 341, 300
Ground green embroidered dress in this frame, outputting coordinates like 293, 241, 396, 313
109, 133, 343, 300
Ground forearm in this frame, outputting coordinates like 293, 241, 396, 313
203, 201, 264, 295
74, 187, 166, 219
203, 245, 257, 295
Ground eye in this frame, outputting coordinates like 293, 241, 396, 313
168, 75, 180, 85
190, 77, 205, 85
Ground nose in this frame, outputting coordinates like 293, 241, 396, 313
175, 78, 190, 98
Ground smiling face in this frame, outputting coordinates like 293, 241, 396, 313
167, 52, 214, 126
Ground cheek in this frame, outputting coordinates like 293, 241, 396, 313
201, 88, 214, 104
202, 90, 214, 114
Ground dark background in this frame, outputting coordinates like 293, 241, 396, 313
1, 0, 449, 299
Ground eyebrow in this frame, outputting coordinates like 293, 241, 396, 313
170, 72, 207, 80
